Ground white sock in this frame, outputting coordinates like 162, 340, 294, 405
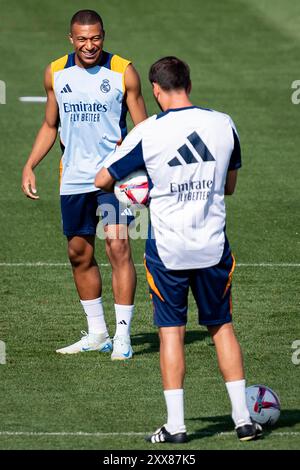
80, 297, 108, 337
225, 379, 251, 427
164, 389, 186, 434
114, 304, 134, 337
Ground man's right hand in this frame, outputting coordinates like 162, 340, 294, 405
21, 64, 59, 201
21, 166, 39, 199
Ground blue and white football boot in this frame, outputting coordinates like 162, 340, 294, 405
56, 331, 112, 354
111, 335, 133, 360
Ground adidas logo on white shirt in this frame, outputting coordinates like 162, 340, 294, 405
60, 84, 72, 93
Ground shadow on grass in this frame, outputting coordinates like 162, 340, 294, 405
272, 409, 300, 430
131, 329, 211, 356
186, 409, 300, 441
187, 415, 233, 441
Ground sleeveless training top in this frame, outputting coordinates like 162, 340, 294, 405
51, 51, 131, 195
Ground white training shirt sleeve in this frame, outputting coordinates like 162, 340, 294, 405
104, 117, 155, 180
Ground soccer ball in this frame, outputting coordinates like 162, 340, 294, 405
114, 170, 149, 208
246, 385, 281, 426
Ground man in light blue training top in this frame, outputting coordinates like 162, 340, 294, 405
22, 10, 147, 359
95, 56, 263, 443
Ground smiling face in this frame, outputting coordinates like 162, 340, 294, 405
69, 22, 105, 68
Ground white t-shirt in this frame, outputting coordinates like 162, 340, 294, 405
105, 106, 241, 270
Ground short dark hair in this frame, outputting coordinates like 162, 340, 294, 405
70, 10, 104, 31
149, 56, 191, 92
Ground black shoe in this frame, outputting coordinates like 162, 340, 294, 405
146, 425, 188, 444
236, 420, 263, 441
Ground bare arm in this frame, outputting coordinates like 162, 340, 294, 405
225, 170, 238, 195
94, 66, 147, 192
95, 167, 115, 192
21, 65, 59, 199
124, 64, 147, 125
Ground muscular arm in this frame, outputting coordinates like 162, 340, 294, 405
21, 65, 59, 199
95, 66, 147, 191
124, 64, 147, 126
95, 167, 115, 192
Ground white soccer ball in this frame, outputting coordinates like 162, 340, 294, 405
246, 385, 281, 426
114, 170, 149, 208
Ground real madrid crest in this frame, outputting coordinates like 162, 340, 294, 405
100, 79, 111, 93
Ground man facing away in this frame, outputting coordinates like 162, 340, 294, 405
95, 57, 263, 442
21, 10, 147, 360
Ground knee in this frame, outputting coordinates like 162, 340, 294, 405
68, 243, 92, 269
208, 322, 235, 341
106, 237, 131, 265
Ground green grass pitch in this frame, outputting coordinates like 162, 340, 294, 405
0, 0, 299, 450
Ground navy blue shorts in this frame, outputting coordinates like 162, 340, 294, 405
144, 239, 235, 327
61, 190, 134, 237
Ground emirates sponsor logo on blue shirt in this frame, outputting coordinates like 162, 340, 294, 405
63, 101, 108, 122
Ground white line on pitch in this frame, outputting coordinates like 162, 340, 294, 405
0, 430, 299, 437
0, 431, 146, 437
0, 262, 300, 267
19, 96, 47, 103
237, 263, 300, 267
